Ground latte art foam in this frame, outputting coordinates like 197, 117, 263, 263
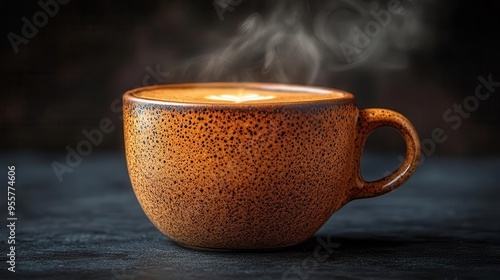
206, 93, 276, 103
131, 83, 351, 104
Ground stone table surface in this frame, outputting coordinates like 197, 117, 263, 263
0, 152, 499, 280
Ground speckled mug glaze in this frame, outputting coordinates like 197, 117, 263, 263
123, 83, 420, 250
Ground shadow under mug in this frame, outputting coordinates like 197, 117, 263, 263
123, 83, 420, 250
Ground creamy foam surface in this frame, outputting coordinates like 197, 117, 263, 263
131, 83, 352, 104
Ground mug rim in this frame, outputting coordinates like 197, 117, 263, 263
124, 82, 355, 107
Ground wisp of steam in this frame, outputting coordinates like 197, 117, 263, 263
163, 0, 424, 85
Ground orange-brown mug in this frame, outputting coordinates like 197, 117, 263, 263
123, 83, 420, 250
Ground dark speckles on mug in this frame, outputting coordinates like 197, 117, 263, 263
125, 99, 358, 250
123, 83, 421, 250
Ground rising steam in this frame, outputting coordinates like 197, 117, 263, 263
162, 0, 425, 84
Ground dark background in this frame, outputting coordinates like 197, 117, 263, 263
0, 1, 499, 279
1, 0, 499, 155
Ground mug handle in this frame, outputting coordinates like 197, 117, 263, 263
351, 108, 421, 200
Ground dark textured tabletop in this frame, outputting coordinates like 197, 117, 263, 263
1, 152, 499, 280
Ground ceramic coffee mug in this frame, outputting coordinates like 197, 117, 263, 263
123, 83, 420, 250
